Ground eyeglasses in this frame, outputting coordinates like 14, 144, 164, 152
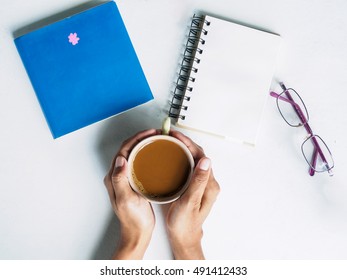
270, 82, 334, 176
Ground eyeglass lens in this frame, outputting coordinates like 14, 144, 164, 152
301, 135, 334, 173
277, 89, 309, 127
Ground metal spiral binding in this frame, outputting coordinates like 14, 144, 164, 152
169, 14, 210, 120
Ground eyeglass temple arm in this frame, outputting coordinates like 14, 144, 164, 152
310, 148, 318, 176
270, 85, 330, 175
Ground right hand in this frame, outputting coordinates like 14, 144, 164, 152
166, 130, 220, 259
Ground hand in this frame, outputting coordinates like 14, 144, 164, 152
104, 129, 160, 259
166, 131, 220, 259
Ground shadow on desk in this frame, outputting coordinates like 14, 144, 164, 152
92, 214, 120, 260
91, 101, 163, 259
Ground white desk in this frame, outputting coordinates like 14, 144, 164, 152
1, 0, 346, 259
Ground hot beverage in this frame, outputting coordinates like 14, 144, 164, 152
127, 135, 194, 203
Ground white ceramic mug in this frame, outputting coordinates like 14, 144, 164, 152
127, 135, 195, 204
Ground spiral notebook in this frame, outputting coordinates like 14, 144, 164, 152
169, 14, 281, 145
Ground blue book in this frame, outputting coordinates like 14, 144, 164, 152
14, 1, 153, 138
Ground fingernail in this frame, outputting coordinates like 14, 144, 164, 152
199, 158, 211, 171
115, 156, 125, 168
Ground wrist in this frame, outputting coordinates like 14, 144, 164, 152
170, 239, 204, 260
113, 228, 152, 260
168, 232, 204, 260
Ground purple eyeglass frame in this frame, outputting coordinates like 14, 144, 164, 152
270, 82, 333, 176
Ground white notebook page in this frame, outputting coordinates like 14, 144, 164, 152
177, 15, 281, 145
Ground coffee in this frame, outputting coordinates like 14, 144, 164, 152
131, 139, 191, 197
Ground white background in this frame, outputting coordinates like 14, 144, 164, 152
0, 0, 346, 260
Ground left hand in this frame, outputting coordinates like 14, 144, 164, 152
104, 129, 160, 259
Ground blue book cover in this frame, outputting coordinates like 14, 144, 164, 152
14, 1, 153, 138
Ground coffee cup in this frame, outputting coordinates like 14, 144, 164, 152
127, 135, 194, 204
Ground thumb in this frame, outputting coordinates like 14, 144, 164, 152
183, 157, 211, 205
111, 155, 131, 196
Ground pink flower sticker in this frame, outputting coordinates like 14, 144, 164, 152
68, 33, 80, 45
